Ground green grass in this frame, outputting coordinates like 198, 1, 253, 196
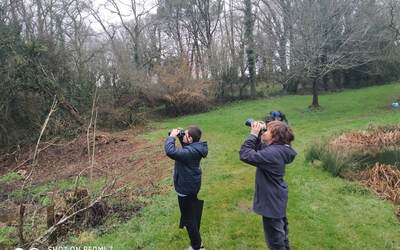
0, 226, 17, 249
85, 84, 400, 249
0, 172, 23, 184
11, 176, 106, 206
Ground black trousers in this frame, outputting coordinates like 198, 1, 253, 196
262, 216, 291, 250
178, 195, 203, 249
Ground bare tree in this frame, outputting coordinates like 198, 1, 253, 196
290, 0, 391, 107
255, 0, 294, 84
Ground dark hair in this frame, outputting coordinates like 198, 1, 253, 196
187, 126, 202, 142
267, 121, 294, 145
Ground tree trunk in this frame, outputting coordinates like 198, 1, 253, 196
244, 0, 256, 97
250, 78, 256, 97
46, 204, 56, 244
18, 204, 25, 245
311, 77, 320, 107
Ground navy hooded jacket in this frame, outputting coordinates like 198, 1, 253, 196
240, 134, 297, 218
165, 137, 208, 195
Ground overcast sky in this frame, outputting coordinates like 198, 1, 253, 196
91, 0, 157, 31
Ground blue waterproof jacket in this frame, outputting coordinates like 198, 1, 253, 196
240, 134, 297, 218
165, 137, 208, 195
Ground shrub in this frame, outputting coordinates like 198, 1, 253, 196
306, 125, 400, 176
255, 82, 284, 97
152, 57, 214, 116
163, 90, 210, 116
97, 107, 147, 129
306, 140, 365, 176
96, 90, 148, 129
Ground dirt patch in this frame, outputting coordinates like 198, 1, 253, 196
237, 200, 252, 213
0, 128, 173, 247
1, 129, 170, 187
0, 200, 20, 226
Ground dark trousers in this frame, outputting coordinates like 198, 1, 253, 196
262, 216, 290, 250
178, 195, 203, 249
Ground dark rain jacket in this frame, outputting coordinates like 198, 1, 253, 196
239, 134, 297, 218
165, 137, 208, 195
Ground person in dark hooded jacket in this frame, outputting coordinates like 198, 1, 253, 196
240, 120, 296, 250
165, 126, 208, 250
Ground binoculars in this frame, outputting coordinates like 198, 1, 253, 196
245, 111, 288, 127
245, 118, 263, 127
168, 129, 185, 138
245, 119, 267, 133
244, 111, 288, 136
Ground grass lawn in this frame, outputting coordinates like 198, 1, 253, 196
86, 83, 400, 250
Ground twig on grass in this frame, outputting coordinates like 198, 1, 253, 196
28, 179, 127, 248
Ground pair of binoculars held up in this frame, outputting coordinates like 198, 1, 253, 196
168, 129, 185, 138
245, 119, 267, 134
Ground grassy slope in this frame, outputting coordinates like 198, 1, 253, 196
90, 83, 400, 250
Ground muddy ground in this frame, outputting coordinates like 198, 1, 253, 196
0, 128, 171, 248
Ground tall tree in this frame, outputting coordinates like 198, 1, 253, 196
244, 0, 256, 97
290, 0, 391, 107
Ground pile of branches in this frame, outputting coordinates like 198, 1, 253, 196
354, 163, 400, 204
330, 125, 400, 154
309, 126, 400, 219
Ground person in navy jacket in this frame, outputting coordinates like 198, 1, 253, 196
240, 120, 296, 250
165, 126, 208, 250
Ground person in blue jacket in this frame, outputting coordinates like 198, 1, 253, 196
240, 120, 296, 250
165, 126, 208, 250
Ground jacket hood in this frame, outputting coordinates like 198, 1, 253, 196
190, 141, 208, 158
278, 144, 297, 164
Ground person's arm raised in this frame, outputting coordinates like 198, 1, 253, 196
164, 129, 190, 161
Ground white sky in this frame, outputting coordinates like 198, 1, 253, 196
91, 0, 158, 31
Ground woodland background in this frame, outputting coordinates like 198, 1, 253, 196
1, 0, 400, 152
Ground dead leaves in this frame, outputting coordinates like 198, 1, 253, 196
330, 125, 400, 154
327, 126, 400, 218
355, 163, 400, 204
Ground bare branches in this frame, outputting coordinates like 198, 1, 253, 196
14, 96, 57, 246
388, 0, 400, 41
20, 96, 58, 191
32, 96, 58, 167
87, 87, 98, 164
91, 99, 99, 180
29, 180, 127, 248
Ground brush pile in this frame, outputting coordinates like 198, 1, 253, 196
330, 125, 400, 154
307, 125, 400, 216
353, 163, 400, 204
